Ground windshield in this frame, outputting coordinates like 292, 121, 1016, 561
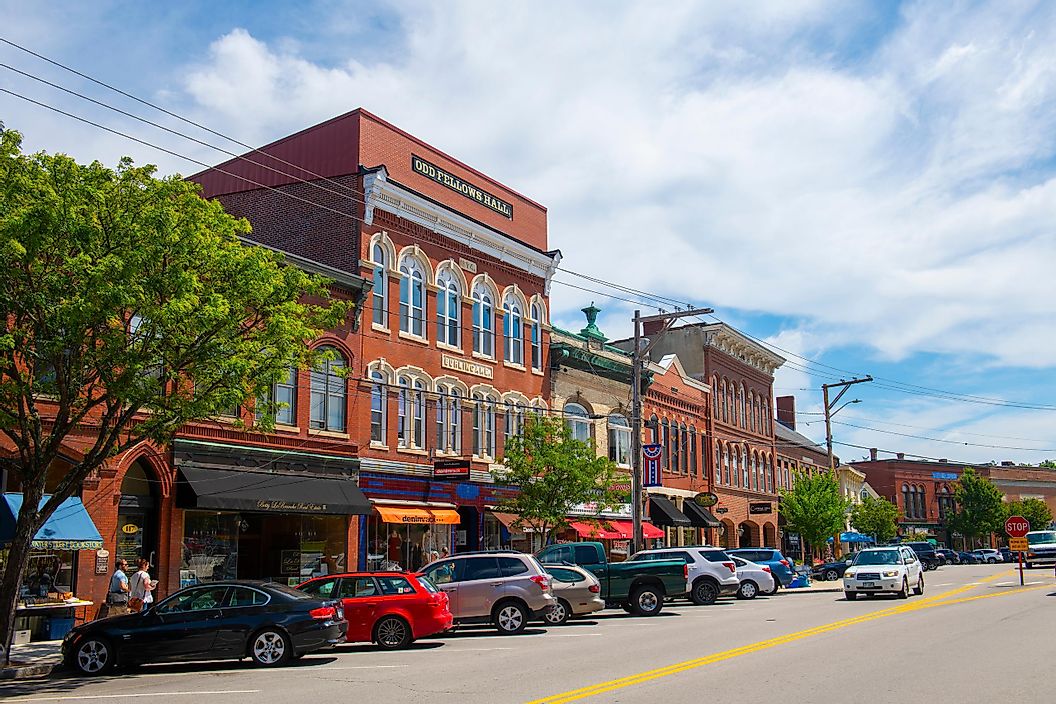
852, 550, 901, 566
1028, 531, 1056, 544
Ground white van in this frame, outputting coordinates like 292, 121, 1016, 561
1024, 530, 1056, 568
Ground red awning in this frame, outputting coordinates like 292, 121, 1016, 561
568, 520, 622, 540
607, 520, 665, 540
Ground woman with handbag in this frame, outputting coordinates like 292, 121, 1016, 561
128, 558, 156, 613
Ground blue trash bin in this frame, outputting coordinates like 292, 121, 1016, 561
47, 617, 75, 640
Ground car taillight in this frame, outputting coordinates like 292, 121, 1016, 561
309, 606, 337, 620
684, 563, 689, 579
530, 574, 550, 591
779, 559, 790, 568
762, 566, 772, 573
723, 562, 736, 574
588, 583, 601, 594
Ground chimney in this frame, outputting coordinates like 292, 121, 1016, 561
939, 458, 948, 464
776, 395, 796, 430
869, 448, 878, 461
1001, 461, 1014, 467
896, 453, 905, 460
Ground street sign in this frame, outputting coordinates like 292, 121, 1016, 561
1009, 537, 1029, 551
1005, 515, 1030, 538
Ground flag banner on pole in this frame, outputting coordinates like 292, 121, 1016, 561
642, 443, 663, 487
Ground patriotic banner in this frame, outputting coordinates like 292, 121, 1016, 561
642, 443, 663, 487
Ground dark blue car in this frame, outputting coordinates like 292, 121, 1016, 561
726, 548, 796, 589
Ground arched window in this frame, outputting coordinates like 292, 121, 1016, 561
370, 369, 387, 444
741, 448, 749, 487
505, 402, 525, 441
530, 303, 543, 371
436, 269, 461, 347
721, 379, 728, 423
309, 348, 346, 432
748, 392, 756, 432
503, 295, 523, 365
435, 384, 461, 454
723, 444, 731, 485
902, 484, 911, 518
472, 283, 495, 357
679, 423, 688, 474
472, 392, 497, 458
565, 403, 591, 443
714, 440, 722, 485
689, 426, 697, 476
608, 414, 631, 467
399, 257, 426, 337
751, 452, 758, 491
257, 367, 297, 427
712, 376, 719, 418
661, 419, 671, 471
739, 384, 747, 428
371, 244, 388, 327
396, 375, 427, 449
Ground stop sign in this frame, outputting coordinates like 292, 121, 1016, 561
1005, 515, 1030, 538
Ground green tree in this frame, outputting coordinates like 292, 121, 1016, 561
946, 468, 1006, 548
492, 414, 623, 548
1037, 460, 1056, 469
779, 471, 849, 561
1004, 498, 1053, 533
849, 495, 900, 544
0, 129, 348, 660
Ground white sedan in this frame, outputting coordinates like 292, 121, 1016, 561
843, 546, 925, 600
730, 556, 775, 599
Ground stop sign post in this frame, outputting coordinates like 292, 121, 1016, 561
1005, 515, 1030, 585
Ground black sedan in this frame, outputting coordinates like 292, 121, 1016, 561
63, 581, 346, 675
956, 551, 980, 564
936, 548, 959, 565
811, 556, 854, 581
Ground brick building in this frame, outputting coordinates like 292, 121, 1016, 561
772, 395, 835, 555
193, 109, 560, 571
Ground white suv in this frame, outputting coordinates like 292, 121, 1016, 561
628, 547, 740, 605
843, 546, 924, 600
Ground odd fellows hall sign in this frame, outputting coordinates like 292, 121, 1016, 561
411, 155, 514, 219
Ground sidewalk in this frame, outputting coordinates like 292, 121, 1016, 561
1, 640, 63, 680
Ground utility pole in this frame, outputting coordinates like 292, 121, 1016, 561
630, 307, 713, 555
822, 376, 872, 559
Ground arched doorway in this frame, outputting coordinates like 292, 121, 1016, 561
738, 520, 760, 547
720, 519, 736, 548
763, 522, 777, 547
116, 461, 159, 566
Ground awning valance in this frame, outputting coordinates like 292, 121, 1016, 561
176, 467, 371, 516
606, 520, 664, 540
682, 501, 721, 528
649, 496, 692, 527
375, 506, 461, 525
568, 520, 622, 540
0, 494, 103, 550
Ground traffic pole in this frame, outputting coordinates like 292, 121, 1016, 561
1019, 549, 1024, 586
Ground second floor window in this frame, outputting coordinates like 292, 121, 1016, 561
472, 284, 494, 357
309, 349, 346, 432
257, 367, 297, 426
503, 297, 523, 365
608, 414, 631, 467
397, 376, 426, 449
437, 271, 461, 347
564, 403, 590, 443
399, 258, 425, 337
436, 385, 461, 454
530, 303, 542, 370
370, 370, 386, 444
372, 244, 388, 327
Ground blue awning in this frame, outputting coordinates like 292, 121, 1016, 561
840, 531, 875, 543
0, 493, 103, 550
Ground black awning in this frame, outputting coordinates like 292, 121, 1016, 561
649, 496, 692, 527
176, 467, 371, 516
682, 500, 721, 528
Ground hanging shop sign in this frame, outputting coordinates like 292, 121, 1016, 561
441, 353, 494, 379
95, 548, 110, 575
693, 492, 719, 507
411, 155, 514, 219
749, 502, 773, 514
434, 458, 471, 479
642, 444, 663, 488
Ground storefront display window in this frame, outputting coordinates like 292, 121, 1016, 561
181, 511, 239, 586
367, 512, 452, 572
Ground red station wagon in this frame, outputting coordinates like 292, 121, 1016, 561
297, 572, 453, 649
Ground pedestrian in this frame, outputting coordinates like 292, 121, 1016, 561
128, 558, 156, 612
99, 558, 130, 618
440, 546, 449, 559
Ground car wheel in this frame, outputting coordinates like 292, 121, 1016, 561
250, 629, 292, 667
374, 615, 412, 650
630, 585, 663, 616
691, 580, 719, 606
70, 636, 115, 676
494, 601, 528, 634
824, 569, 839, 582
987, 558, 996, 564
544, 599, 571, 626
913, 574, 924, 596
1026, 562, 1033, 569
845, 591, 857, 601
737, 581, 759, 600
767, 580, 780, 595
898, 578, 909, 599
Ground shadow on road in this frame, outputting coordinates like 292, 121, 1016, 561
334, 641, 444, 653
426, 627, 549, 640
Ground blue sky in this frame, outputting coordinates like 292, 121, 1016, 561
3, 0, 1055, 464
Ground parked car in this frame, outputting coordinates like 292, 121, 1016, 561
63, 581, 345, 675
729, 555, 775, 599
903, 542, 940, 571
811, 555, 855, 582
1024, 530, 1056, 568
541, 564, 605, 625
627, 546, 739, 605
999, 547, 1018, 564
935, 548, 959, 565
957, 551, 980, 564
536, 542, 688, 616
971, 548, 1002, 564
843, 546, 925, 600
419, 551, 555, 635
297, 571, 452, 649
726, 548, 796, 588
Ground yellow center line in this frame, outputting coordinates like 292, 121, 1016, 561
525, 570, 1031, 704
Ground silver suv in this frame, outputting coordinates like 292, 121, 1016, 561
419, 551, 555, 634
629, 546, 740, 605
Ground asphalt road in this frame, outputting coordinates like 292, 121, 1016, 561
2, 563, 1052, 704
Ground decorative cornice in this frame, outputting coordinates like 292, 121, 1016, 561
702, 324, 785, 376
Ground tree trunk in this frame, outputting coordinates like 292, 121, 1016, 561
0, 483, 44, 666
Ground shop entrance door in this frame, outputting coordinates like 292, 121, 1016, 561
116, 462, 157, 565
457, 506, 479, 553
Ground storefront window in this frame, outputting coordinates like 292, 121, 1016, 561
1, 549, 76, 599
367, 513, 452, 572
181, 511, 239, 586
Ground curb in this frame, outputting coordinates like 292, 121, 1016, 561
782, 586, 843, 594
0, 661, 60, 680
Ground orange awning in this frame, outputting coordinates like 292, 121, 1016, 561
375, 506, 461, 525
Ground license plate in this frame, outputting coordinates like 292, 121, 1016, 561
862, 582, 875, 589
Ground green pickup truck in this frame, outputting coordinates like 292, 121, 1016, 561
536, 542, 688, 616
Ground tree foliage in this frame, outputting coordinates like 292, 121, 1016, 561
0, 128, 348, 659
849, 495, 900, 544
779, 471, 849, 558
492, 414, 622, 547
946, 468, 1005, 542
1004, 498, 1053, 533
